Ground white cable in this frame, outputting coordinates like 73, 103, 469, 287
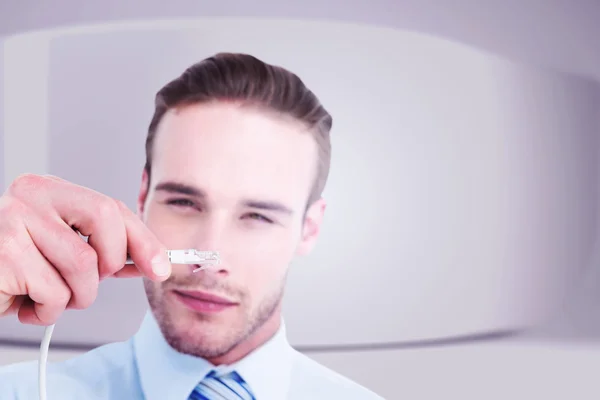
39, 324, 55, 400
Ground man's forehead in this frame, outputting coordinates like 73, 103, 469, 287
152, 102, 318, 190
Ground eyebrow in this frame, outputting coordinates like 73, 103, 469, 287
243, 200, 294, 215
154, 180, 295, 215
154, 181, 205, 197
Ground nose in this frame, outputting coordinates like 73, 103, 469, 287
190, 222, 229, 275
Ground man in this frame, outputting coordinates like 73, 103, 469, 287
0, 53, 384, 399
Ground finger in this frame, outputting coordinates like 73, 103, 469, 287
110, 264, 143, 279
116, 201, 171, 281
0, 204, 71, 323
18, 177, 129, 280
0, 198, 29, 316
0, 294, 25, 317
60, 197, 128, 281
84, 202, 128, 280
41, 174, 67, 182
15, 246, 72, 326
23, 210, 100, 310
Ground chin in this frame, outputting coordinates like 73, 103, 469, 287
161, 315, 247, 359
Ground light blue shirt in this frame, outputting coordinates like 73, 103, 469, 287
0, 312, 385, 399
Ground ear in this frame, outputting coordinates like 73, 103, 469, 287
295, 197, 327, 256
137, 169, 150, 218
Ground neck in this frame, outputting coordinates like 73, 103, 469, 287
206, 305, 283, 365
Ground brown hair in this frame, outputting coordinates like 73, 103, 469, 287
144, 52, 333, 206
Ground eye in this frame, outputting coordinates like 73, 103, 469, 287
166, 198, 196, 208
245, 212, 273, 224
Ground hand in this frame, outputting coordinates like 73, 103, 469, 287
0, 174, 172, 325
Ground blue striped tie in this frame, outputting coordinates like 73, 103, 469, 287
189, 370, 256, 400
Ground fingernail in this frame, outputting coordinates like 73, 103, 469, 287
151, 254, 172, 277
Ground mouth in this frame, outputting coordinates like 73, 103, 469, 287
172, 289, 238, 314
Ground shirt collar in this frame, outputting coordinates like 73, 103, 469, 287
225, 320, 294, 400
133, 310, 294, 400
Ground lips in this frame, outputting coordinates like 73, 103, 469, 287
174, 290, 236, 305
172, 289, 238, 314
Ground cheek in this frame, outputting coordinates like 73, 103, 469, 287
231, 224, 299, 262
143, 204, 192, 248
242, 258, 289, 308
231, 228, 297, 291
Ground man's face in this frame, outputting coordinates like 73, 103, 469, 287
137, 101, 325, 362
